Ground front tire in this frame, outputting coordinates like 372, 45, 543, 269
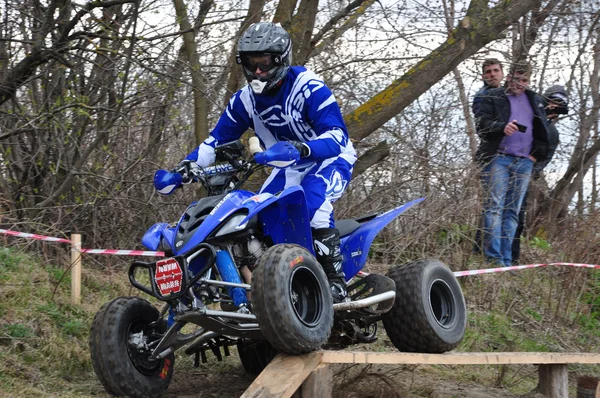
252, 244, 333, 354
89, 297, 174, 397
382, 259, 466, 353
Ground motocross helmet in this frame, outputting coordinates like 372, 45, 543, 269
236, 22, 292, 94
543, 85, 569, 117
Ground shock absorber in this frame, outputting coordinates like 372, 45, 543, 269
215, 250, 248, 308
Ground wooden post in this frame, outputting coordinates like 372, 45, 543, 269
538, 364, 568, 398
298, 363, 332, 398
71, 234, 82, 305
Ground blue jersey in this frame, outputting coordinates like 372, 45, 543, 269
186, 66, 356, 167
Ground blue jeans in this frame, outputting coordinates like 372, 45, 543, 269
473, 162, 492, 254
483, 155, 533, 266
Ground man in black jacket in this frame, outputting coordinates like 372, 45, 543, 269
475, 62, 550, 267
511, 85, 569, 264
472, 58, 504, 116
472, 58, 504, 254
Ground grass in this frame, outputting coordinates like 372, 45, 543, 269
0, 246, 132, 397
1, 246, 600, 397
0, 245, 248, 397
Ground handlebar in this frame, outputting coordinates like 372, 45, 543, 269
157, 138, 301, 196
201, 163, 237, 176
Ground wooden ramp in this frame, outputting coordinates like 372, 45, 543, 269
242, 351, 600, 398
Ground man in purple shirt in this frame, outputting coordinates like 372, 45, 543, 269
474, 62, 550, 268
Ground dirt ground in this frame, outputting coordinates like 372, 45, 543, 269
160, 355, 543, 398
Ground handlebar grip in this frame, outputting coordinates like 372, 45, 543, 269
249, 136, 263, 155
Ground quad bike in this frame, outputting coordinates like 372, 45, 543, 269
89, 138, 467, 397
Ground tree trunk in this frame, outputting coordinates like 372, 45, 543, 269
352, 141, 390, 178
173, 0, 211, 147
273, 0, 297, 31
289, 0, 318, 65
538, 35, 600, 221
221, 0, 266, 108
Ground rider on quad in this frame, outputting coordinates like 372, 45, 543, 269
175, 22, 357, 302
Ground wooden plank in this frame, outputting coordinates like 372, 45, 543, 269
298, 363, 332, 398
319, 351, 600, 365
538, 364, 568, 398
241, 352, 322, 398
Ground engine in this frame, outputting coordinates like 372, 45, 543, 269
232, 236, 265, 271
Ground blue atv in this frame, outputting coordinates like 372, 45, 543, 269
89, 139, 467, 398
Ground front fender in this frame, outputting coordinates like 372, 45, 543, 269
240, 186, 314, 255
142, 222, 176, 251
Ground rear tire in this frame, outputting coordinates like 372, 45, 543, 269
252, 244, 333, 354
382, 259, 466, 353
237, 339, 278, 375
89, 297, 174, 397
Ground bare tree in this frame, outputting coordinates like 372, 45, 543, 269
173, 0, 213, 145
1, 0, 591, 255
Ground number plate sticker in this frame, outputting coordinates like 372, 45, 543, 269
154, 257, 183, 296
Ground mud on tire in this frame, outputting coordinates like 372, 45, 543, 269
382, 259, 466, 353
89, 296, 174, 397
252, 244, 333, 354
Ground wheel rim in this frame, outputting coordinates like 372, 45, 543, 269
429, 279, 456, 329
289, 265, 323, 327
126, 321, 163, 376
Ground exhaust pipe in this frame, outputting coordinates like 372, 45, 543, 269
333, 290, 396, 312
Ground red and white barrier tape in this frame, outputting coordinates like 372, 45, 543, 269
80, 248, 164, 257
0, 228, 71, 243
0, 228, 164, 257
2, 228, 600, 268
453, 262, 600, 277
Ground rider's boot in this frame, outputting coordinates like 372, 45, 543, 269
313, 228, 347, 303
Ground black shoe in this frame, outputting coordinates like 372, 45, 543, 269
329, 280, 347, 303
313, 228, 348, 303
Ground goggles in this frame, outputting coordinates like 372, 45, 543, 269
237, 53, 282, 72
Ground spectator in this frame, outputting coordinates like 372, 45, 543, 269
475, 61, 550, 268
473, 58, 504, 254
512, 85, 569, 264
472, 58, 505, 116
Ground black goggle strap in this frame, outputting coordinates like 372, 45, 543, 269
548, 92, 568, 105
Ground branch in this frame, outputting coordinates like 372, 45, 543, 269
352, 140, 390, 178
0, 0, 136, 106
344, 0, 541, 142
513, 0, 559, 63
310, 0, 368, 47
308, 0, 376, 60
